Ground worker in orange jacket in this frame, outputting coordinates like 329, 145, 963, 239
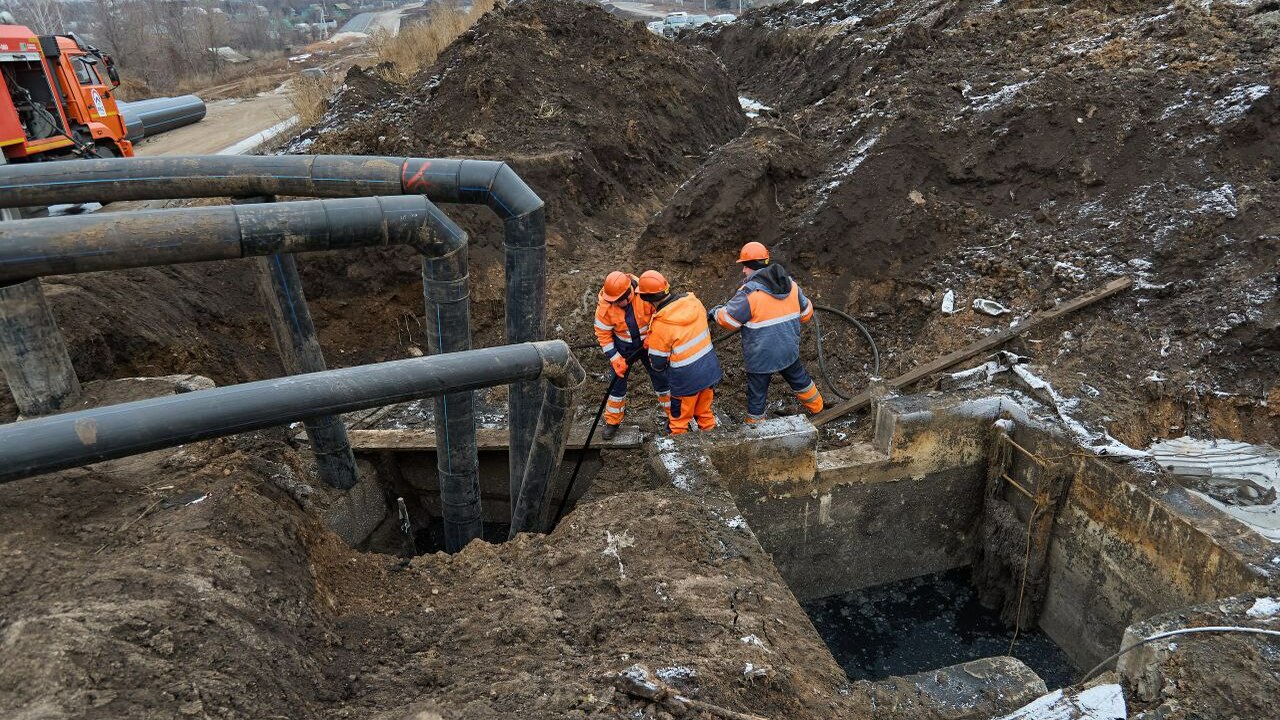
711, 242, 823, 424
639, 270, 722, 434
594, 271, 670, 439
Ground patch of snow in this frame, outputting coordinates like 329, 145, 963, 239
967, 78, 1034, 112
1207, 84, 1270, 126
656, 665, 697, 683
998, 683, 1127, 720
740, 634, 771, 651
1011, 364, 1147, 460
738, 96, 773, 119
602, 530, 636, 579
1246, 597, 1280, 619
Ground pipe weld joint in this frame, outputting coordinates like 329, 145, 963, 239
424, 276, 470, 302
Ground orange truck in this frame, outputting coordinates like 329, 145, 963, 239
1, 22, 133, 162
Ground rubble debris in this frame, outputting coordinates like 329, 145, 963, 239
972, 298, 1011, 317
616, 663, 772, 720
1151, 437, 1280, 539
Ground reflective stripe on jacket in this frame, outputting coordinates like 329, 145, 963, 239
646, 292, 721, 397
714, 263, 813, 374
593, 275, 654, 360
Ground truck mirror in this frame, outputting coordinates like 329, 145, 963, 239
107, 64, 120, 87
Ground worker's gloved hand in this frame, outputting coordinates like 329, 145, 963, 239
610, 354, 628, 377
708, 305, 721, 322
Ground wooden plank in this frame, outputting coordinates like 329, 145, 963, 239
812, 276, 1133, 426
340, 424, 645, 451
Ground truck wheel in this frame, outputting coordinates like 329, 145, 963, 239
90, 142, 121, 158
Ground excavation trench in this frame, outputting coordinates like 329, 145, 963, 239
653, 388, 1280, 704
324, 410, 635, 555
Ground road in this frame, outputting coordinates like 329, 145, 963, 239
133, 86, 295, 156
135, 4, 416, 157
340, 6, 408, 35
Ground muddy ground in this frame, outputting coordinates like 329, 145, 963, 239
0, 375, 864, 719
2, 0, 1279, 716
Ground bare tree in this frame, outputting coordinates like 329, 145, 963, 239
11, 0, 66, 33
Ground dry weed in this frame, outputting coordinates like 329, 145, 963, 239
371, 0, 496, 81
288, 74, 340, 127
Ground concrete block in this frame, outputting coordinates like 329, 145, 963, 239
872, 656, 1047, 719
648, 434, 720, 492
704, 415, 817, 496
873, 394, 1009, 475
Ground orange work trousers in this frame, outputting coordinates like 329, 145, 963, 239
668, 388, 716, 435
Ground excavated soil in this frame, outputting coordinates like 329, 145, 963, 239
0, 411, 869, 719
3, 0, 1280, 716
680, 0, 1279, 443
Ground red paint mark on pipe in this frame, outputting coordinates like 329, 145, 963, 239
402, 160, 431, 192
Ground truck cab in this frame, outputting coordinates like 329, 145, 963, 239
1, 23, 133, 162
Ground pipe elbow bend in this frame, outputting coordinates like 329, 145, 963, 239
533, 340, 586, 390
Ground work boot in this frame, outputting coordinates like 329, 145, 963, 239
601, 423, 619, 441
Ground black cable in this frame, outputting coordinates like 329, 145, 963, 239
551, 347, 643, 526
811, 304, 879, 401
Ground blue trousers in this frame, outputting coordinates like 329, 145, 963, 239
746, 359, 818, 419
605, 350, 670, 425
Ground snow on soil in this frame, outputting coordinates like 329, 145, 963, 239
997, 683, 1127, 720
1246, 597, 1280, 619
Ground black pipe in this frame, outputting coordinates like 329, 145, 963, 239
0, 155, 548, 502
243, 194, 359, 491
421, 223, 483, 550
0, 278, 81, 415
0, 341, 578, 485
0, 195, 452, 282
509, 342, 584, 537
117, 95, 207, 139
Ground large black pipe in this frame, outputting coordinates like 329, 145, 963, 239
117, 95, 207, 140
0, 341, 580, 485
239, 196, 358, 491
422, 239, 483, 550
0, 195, 489, 545
509, 345, 584, 537
0, 195, 451, 281
0, 155, 548, 506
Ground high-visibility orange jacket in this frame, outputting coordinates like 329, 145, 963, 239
593, 274, 655, 360
646, 292, 721, 397
713, 263, 814, 374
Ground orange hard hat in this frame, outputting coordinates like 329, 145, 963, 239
637, 270, 669, 295
737, 241, 770, 263
601, 271, 632, 302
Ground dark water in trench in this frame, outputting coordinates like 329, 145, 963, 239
802, 568, 1078, 689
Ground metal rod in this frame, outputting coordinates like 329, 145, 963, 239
1002, 434, 1049, 467
0, 341, 575, 484
1000, 472, 1037, 500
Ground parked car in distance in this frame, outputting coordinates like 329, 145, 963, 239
712, 13, 736, 22
688, 14, 713, 26
647, 20, 665, 35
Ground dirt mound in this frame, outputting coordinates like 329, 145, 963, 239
648, 0, 1279, 442
0, 420, 871, 719
275, 0, 748, 398
296, 0, 744, 210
